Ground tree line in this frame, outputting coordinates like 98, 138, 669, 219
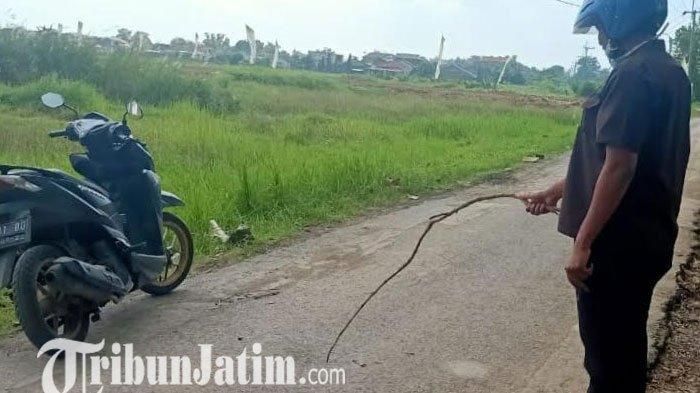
0, 25, 612, 97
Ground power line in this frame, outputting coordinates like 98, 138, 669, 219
552, 0, 581, 7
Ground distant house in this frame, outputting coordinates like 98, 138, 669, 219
438, 61, 477, 81
369, 59, 414, 77
395, 53, 429, 68
362, 51, 394, 66
362, 52, 415, 76
94, 37, 130, 52
346, 56, 369, 73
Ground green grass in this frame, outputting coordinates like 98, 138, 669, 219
0, 290, 15, 337
0, 75, 579, 254
693, 102, 700, 114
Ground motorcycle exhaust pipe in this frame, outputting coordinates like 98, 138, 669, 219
45, 257, 128, 304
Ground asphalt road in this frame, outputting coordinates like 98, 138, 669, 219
1, 125, 697, 392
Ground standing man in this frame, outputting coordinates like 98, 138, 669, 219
518, 0, 691, 391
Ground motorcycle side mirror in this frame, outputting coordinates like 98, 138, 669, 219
123, 100, 144, 124
41, 92, 65, 109
127, 101, 143, 118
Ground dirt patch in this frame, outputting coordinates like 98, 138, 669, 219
347, 76, 581, 109
648, 210, 700, 392
386, 84, 580, 109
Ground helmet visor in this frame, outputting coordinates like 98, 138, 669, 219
573, 0, 598, 34
574, 25, 600, 36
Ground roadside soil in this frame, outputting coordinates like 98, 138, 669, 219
648, 208, 700, 393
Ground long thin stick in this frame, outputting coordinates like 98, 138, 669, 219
326, 193, 556, 362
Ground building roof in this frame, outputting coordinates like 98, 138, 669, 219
362, 51, 394, 64
396, 53, 425, 60
370, 59, 414, 73
471, 56, 510, 64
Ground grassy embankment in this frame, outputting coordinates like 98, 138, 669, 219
0, 289, 12, 336
0, 66, 579, 335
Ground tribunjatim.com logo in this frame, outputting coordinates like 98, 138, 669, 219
39, 339, 346, 392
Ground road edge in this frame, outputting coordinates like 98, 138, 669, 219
647, 121, 700, 369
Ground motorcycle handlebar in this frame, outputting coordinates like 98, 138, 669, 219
49, 130, 68, 138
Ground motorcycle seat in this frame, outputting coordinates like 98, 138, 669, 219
7, 167, 107, 195
42, 168, 110, 197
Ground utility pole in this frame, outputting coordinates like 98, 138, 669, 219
574, 43, 595, 75
684, 0, 698, 95
434, 35, 446, 81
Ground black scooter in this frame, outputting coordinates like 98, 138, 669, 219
0, 93, 193, 350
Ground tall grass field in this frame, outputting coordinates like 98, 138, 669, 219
0, 66, 579, 335
1, 71, 579, 253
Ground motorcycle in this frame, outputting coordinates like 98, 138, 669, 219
0, 93, 194, 350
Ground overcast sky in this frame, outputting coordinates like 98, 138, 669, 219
2, 0, 691, 69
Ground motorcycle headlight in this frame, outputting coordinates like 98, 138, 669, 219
0, 175, 42, 192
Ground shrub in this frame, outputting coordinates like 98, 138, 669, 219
190, 80, 241, 113
227, 68, 336, 90
0, 30, 239, 113
0, 76, 110, 112
571, 80, 600, 97
94, 54, 188, 104
0, 289, 14, 336
0, 28, 97, 84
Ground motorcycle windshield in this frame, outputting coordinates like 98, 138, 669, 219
69, 119, 112, 140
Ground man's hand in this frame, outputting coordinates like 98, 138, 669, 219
516, 180, 565, 216
566, 244, 592, 292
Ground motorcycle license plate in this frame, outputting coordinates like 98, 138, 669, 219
0, 214, 30, 249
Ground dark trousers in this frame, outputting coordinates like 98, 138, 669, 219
577, 243, 669, 393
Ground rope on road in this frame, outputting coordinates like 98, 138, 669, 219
326, 193, 559, 362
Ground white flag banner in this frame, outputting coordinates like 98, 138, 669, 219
497, 55, 515, 87
76, 21, 83, 44
192, 33, 199, 59
271, 41, 280, 69
434, 35, 445, 80
246, 25, 257, 64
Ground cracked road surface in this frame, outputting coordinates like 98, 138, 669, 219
1, 124, 697, 392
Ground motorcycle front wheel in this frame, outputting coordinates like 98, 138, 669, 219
141, 212, 194, 296
13, 245, 90, 351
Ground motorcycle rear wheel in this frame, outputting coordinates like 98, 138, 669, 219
141, 212, 194, 296
13, 245, 90, 351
